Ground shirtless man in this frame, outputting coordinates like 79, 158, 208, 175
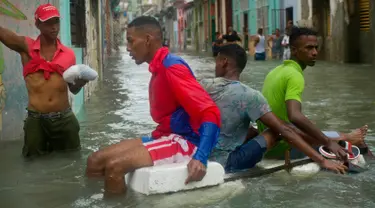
0, 4, 87, 158
201, 44, 347, 173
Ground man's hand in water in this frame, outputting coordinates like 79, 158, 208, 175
320, 159, 348, 174
326, 140, 348, 162
185, 159, 206, 184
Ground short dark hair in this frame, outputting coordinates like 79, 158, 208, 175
218, 44, 247, 73
289, 26, 317, 47
128, 16, 162, 38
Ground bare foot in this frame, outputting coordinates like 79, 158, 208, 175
341, 125, 368, 145
361, 125, 369, 137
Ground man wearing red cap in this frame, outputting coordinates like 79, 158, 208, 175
0, 4, 87, 158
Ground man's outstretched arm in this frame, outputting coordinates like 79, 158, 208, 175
285, 76, 348, 162
245, 90, 328, 165
244, 91, 347, 173
0, 26, 28, 53
260, 112, 325, 164
259, 112, 347, 174
287, 100, 332, 145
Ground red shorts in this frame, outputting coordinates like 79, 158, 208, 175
142, 134, 197, 165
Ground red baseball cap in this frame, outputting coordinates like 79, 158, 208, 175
34, 4, 60, 22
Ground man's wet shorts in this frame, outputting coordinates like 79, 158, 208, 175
224, 134, 267, 173
141, 134, 197, 165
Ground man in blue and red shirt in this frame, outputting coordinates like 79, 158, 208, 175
86, 16, 221, 194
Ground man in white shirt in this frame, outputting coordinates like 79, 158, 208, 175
253, 28, 266, 61
282, 27, 290, 60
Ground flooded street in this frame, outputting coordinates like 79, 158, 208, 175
1, 47, 375, 208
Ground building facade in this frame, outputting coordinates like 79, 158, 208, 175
151, 0, 375, 65
294, 0, 374, 64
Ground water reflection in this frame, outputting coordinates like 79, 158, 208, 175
0, 47, 374, 207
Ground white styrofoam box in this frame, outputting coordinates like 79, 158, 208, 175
125, 155, 368, 195
125, 161, 225, 195
257, 158, 321, 176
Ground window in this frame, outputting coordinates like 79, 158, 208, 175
256, 0, 269, 35
233, 14, 238, 31
272, 9, 286, 34
359, 0, 370, 31
204, 2, 208, 37
199, 5, 203, 22
70, 0, 86, 47
240, 0, 248, 11
235, 0, 240, 11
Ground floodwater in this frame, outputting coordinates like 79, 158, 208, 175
1, 47, 375, 208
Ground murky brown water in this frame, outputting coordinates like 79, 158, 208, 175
1, 47, 374, 208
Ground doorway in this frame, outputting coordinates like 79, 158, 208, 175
286, 7, 293, 23
243, 12, 249, 50
211, 19, 216, 42
243, 12, 248, 30
225, 0, 233, 31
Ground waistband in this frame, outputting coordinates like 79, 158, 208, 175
27, 107, 72, 119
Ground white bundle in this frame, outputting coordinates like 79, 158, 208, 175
63, 64, 98, 84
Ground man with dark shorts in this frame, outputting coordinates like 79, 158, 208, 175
0, 4, 88, 158
253, 28, 266, 61
201, 44, 347, 173
85, 16, 221, 195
